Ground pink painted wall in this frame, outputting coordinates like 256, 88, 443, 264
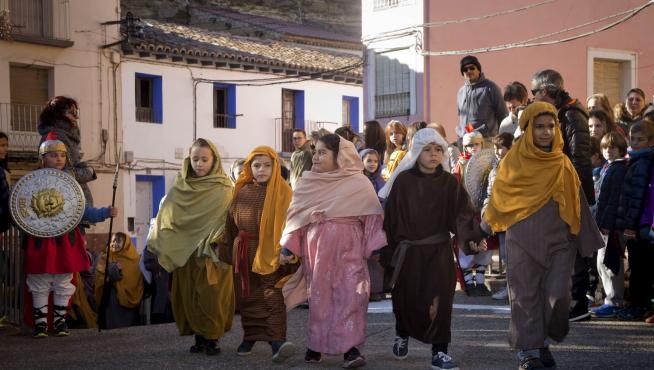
424, 0, 654, 140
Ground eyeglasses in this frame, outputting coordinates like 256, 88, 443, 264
462, 65, 477, 73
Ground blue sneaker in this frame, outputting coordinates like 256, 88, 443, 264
591, 304, 619, 318
431, 352, 459, 370
392, 336, 409, 360
617, 307, 647, 320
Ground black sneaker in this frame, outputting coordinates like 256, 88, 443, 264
53, 319, 70, 337
569, 302, 591, 322
190, 335, 206, 353
205, 339, 220, 356
519, 356, 546, 369
237, 340, 255, 356
305, 348, 322, 363
342, 347, 366, 368
539, 347, 556, 368
392, 336, 409, 359
465, 284, 477, 296
32, 322, 48, 339
475, 284, 492, 296
271, 341, 295, 363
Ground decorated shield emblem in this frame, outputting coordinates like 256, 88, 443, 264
10, 168, 86, 238
464, 148, 497, 211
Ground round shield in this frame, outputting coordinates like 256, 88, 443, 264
10, 168, 86, 238
464, 148, 497, 210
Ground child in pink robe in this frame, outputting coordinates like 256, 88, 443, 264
280, 133, 386, 369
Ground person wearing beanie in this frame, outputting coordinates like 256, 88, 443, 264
456, 55, 508, 140
531, 69, 596, 324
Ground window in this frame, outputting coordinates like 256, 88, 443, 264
135, 73, 162, 123
8, 64, 52, 133
374, 51, 411, 118
213, 83, 236, 129
587, 49, 636, 107
342, 96, 360, 133
373, 0, 414, 11
8, 0, 72, 46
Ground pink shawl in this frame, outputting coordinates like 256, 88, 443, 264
282, 136, 383, 235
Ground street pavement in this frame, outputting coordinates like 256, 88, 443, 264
0, 292, 654, 370
2, 291, 653, 369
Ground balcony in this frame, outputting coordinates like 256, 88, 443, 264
0, 103, 43, 152
274, 119, 343, 153
375, 92, 410, 118
136, 107, 154, 123
0, 0, 73, 48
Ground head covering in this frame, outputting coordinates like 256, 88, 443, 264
462, 131, 483, 146
378, 128, 450, 199
282, 136, 383, 235
483, 102, 581, 234
147, 139, 234, 272
359, 148, 385, 192
95, 236, 144, 309
460, 55, 481, 75
39, 131, 67, 156
235, 146, 292, 275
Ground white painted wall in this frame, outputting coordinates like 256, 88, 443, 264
361, 0, 424, 122
120, 58, 363, 222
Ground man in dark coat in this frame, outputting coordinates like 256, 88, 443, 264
456, 55, 508, 139
531, 69, 596, 323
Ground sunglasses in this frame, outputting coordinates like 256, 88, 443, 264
462, 65, 477, 73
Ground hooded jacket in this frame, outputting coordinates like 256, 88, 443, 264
556, 96, 595, 205
616, 147, 654, 231
456, 73, 508, 138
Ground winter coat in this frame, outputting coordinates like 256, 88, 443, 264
0, 169, 10, 233
456, 73, 508, 138
616, 147, 654, 231
595, 160, 628, 231
556, 97, 595, 205
38, 119, 97, 205
638, 170, 654, 240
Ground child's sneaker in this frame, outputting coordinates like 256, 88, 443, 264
617, 307, 647, 320
205, 339, 220, 356
342, 347, 366, 369
590, 304, 619, 318
32, 322, 48, 339
53, 319, 70, 337
190, 335, 206, 353
518, 356, 545, 369
271, 341, 295, 363
305, 348, 322, 363
392, 336, 409, 359
237, 340, 255, 356
539, 347, 556, 368
431, 352, 459, 370
492, 286, 509, 300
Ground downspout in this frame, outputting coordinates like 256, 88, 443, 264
423, 0, 430, 123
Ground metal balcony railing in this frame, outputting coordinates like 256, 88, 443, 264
375, 92, 410, 118
135, 107, 154, 123
0, 103, 42, 152
0, 226, 24, 326
1, 0, 71, 46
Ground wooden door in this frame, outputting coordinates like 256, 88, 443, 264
282, 90, 295, 152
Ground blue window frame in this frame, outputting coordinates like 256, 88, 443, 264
342, 96, 360, 132
213, 83, 236, 129
135, 73, 163, 123
293, 90, 305, 130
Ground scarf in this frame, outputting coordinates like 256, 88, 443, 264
378, 128, 450, 199
484, 102, 581, 234
147, 139, 234, 272
234, 146, 293, 275
95, 237, 144, 309
283, 136, 383, 235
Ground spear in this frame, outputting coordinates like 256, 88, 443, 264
97, 160, 120, 331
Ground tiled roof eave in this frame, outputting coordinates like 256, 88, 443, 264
125, 43, 363, 83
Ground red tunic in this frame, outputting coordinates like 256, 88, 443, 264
24, 228, 90, 274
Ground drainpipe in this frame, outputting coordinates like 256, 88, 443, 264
423, 0, 430, 123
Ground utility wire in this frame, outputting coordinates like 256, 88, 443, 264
362, 0, 554, 43
419, 0, 653, 56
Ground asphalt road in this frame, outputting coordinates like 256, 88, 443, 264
2, 291, 653, 370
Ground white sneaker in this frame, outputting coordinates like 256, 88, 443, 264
492, 287, 508, 300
